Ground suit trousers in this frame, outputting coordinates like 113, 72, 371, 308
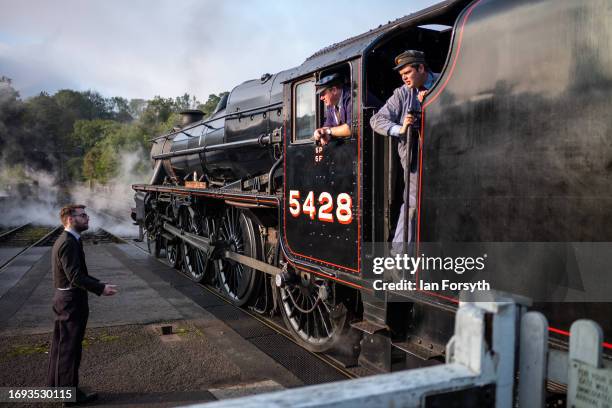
47, 289, 89, 388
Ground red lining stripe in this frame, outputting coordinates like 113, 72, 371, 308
414, 0, 482, 305
422, 0, 482, 110
281, 64, 361, 274
287, 259, 369, 291
133, 186, 278, 205
357, 62, 362, 273
548, 327, 612, 350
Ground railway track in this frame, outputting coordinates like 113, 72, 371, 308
125, 237, 364, 381
0, 225, 122, 271
81, 228, 123, 244
0, 224, 63, 270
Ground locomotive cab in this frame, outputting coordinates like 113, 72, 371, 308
363, 24, 453, 243
282, 3, 460, 279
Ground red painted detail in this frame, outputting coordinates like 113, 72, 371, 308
414, 0, 484, 305
548, 327, 612, 350
133, 185, 278, 205
287, 259, 369, 291
422, 0, 484, 109
357, 61, 362, 273
281, 65, 362, 274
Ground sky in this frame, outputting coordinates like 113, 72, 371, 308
0, 0, 440, 101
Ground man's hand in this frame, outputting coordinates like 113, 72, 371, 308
312, 128, 331, 146
102, 284, 118, 296
399, 114, 416, 135
417, 90, 429, 103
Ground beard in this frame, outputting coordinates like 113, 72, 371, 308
75, 223, 89, 233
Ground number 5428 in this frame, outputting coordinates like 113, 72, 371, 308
288, 190, 353, 224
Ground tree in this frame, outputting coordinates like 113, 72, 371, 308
109, 96, 132, 122
70, 119, 121, 153
0, 77, 24, 161
198, 92, 228, 119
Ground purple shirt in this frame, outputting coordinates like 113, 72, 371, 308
323, 86, 352, 128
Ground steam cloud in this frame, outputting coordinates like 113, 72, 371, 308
0, 150, 147, 238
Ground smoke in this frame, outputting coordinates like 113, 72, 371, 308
70, 149, 147, 238
0, 165, 59, 227
0, 150, 148, 238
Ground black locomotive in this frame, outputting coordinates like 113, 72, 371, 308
134, 0, 612, 376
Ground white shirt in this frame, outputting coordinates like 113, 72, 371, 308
64, 228, 81, 241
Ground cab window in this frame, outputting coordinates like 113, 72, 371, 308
293, 79, 316, 143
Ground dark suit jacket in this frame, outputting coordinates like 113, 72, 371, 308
52, 231, 105, 296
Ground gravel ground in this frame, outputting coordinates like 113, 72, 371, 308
0, 320, 245, 407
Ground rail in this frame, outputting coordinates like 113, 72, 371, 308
0, 223, 31, 241
0, 225, 63, 271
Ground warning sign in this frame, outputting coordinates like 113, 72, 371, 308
569, 362, 612, 408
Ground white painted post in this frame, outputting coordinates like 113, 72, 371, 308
459, 291, 531, 408
569, 320, 603, 368
567, 320, 612, 408
518, 312, 548, 408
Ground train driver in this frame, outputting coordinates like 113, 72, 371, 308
370, 50, 439, 244
312, 73, 352, 146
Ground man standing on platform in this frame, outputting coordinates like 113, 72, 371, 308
47, 204, 118, 404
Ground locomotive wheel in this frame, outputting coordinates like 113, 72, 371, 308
215, 206, 262, 306
164, 206, 179, 269
276, 273, 347, 353
179, 208, 211, 282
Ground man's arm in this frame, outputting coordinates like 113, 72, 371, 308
370, 88, 405, 137
59, 242, 106, 296
313, 96, 352, 145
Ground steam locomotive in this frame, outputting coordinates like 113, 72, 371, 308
133, 0, 612, 376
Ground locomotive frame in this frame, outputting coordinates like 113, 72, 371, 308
134, 0, 612, 380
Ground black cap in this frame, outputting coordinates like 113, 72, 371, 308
393, 50, 427, 71
315, 73, 343, 94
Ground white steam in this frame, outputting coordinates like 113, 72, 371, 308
0, 150, 148, 238
0, 169, 59, 227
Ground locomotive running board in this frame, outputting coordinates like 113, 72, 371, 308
133, 183, 278, 207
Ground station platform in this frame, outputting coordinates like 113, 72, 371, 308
0, 239, 347, 407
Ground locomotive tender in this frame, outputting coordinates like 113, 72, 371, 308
134, 0, 612, 378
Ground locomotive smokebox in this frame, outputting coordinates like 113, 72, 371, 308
179, 110, 205, 127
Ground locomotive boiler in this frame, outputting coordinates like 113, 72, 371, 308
148, 70, 290, 185
134, 0, 612, 392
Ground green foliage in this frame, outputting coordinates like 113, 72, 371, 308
0, 78, 228, 186
198, 92, 229, 119
71, 119, 121, 152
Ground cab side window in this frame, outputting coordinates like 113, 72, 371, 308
293, 80, 315, 142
